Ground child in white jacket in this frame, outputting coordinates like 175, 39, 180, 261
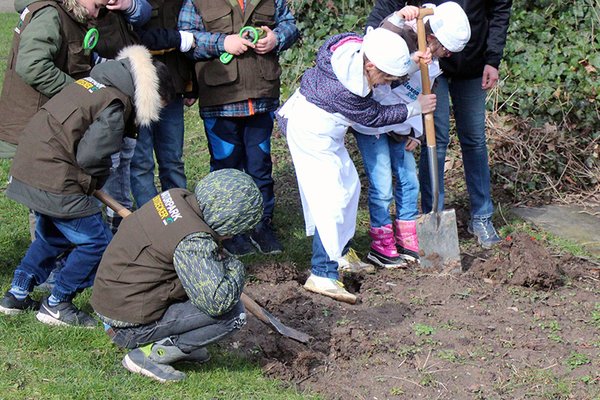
278, 27, 435, 303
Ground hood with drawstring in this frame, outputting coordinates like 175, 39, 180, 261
194, 169, 263, 237
90, 45, 162, 127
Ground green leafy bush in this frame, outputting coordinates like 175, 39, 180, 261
280, 0, 373, 98
499, 0, 599, 134
280, 0, 599, 197
492, 0, 599, 198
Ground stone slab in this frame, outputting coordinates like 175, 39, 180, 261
512, 204, 600, 257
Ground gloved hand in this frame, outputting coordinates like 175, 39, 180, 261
179, 31, 195, 52
92, 52, 110, 65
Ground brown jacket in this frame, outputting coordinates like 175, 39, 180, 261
0, 0, 90, 145
95, 8, 140, 59
193, 0, 281, 107
9, 77, 133, 196
91, 189, 217, 324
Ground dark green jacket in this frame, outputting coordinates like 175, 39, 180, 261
0, 0, 90, 145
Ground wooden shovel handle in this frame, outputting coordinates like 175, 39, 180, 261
240, 293, 269, 324
416, 7, 436, 147
94, 190, 131, 218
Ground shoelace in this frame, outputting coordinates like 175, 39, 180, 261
334, 280, 346, 289
344, 248, 361, 263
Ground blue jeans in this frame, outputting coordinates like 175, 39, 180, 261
311, 229, 349, 280
109, 300, 246, 353
355, 132, 419, 226
102, 137, 136, 210
203, 113, 275, 220
419, 75, 494, 219
131, 97, 187, 207
11, 212, 112, 302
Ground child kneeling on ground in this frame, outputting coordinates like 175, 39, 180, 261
0, 45, 175, 327
91, 169, 263, 382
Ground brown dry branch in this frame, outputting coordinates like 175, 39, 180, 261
486, 113, 600, 206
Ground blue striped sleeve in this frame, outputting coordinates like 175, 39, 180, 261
177, 0, 226, 60
273, 0, 299, 53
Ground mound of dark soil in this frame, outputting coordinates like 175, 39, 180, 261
468, 233, 565, 289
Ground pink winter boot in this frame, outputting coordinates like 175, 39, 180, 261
367, 224, 406, 269
394, 220, 420, 263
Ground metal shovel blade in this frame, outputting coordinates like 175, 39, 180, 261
416, 209, 462, 271
241, 293, 312, 344
259, 307, 313, 344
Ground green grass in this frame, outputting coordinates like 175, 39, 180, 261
0, 12, 319, 399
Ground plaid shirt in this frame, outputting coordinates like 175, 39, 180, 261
178, 0, 299, 117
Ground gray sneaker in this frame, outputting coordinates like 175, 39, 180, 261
468, 217, 502, 249
36, 298, 97, 328
181, 347, 211, 364
150, 338, 211, 365
122, 344, 187, 383
122, 339, 210, 382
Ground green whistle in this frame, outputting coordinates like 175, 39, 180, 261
83, 28, 99, 56
220, 26, 265, 64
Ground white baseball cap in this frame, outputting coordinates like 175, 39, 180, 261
425, 2, 471, 53
362, 28, 412, 77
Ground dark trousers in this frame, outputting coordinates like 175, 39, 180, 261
109, 300, 246, 353
203, 113, 275, 220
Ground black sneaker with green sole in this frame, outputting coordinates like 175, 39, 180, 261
249, 220, 283, 255
222, 233, 256, 257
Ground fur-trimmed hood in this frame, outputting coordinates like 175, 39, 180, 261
90, 45, 162, 126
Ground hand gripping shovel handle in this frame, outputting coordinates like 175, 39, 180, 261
95, 190, 131, 218
93, 190, 312, 344
417, 8, 439, 213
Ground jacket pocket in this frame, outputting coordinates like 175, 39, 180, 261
200, 59, 238, 86
42, 99, 78, 124
202, 6, 233, 33
258, 52, 281, 81
251, 2, 276, 28
66, 40, 92, 79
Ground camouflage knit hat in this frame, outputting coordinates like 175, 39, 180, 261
194, 169, 263, 236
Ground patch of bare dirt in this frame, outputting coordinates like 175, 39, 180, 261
222, 234, 600, 399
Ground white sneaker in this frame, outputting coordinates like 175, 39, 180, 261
336, 248, 376, 273
303, 274, 357, 304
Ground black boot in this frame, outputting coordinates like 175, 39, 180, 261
250, 219, 283, 254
